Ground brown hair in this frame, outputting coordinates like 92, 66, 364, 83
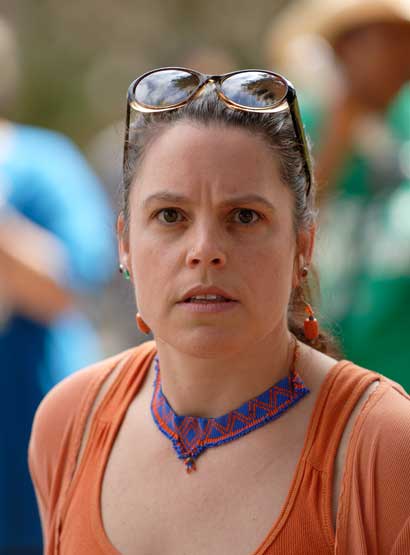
120, 91, 341, 357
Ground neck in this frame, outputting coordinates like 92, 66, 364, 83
154, 326, 295, 418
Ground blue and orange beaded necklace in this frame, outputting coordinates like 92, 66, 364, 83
151, 339, 310, 473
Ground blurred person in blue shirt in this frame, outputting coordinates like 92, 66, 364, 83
0, 17, 116, 554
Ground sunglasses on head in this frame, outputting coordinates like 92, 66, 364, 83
123, 67, 313, 196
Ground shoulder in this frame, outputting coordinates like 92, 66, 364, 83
30, 341, 156, 454
29, 348, 128, 477
16, 124, 78, 154
15, 125, 103, 195
30, 350, 124, 447
352, 365, 410, 426
337, 375, 410, 551
10, 125, 102, 207
28, 348, 128, 525
29, 342, 156, 501
354, 376, 410, 460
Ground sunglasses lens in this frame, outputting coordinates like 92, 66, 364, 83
134, 69, 201, 108
221, 71, 287, 109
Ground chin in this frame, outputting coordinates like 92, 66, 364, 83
165, 326, 249, 360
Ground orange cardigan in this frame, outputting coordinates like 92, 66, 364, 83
29, 341, 410, 554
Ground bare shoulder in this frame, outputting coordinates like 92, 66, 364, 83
297, 343, 380, 397
296, 342, 342, 393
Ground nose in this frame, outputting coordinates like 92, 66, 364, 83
185, 224, 227, 269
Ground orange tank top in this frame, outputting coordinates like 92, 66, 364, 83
31, 341, 410, 554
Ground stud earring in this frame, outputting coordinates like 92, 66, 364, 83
301, 266, 309, 278
119, 263, 130, 280
136, 312, 151, 334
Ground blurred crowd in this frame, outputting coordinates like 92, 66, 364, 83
265, 0, 410, 388
1, 0, 410, 552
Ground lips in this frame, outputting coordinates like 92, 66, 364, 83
185, 295, 231, 303
179, 286, 237, 303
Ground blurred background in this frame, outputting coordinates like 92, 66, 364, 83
1, 0, 290, 144
1, 0, 410, 552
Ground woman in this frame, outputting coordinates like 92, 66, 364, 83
29, 68, 410, 554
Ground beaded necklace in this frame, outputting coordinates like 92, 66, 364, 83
150, 340, 310, 473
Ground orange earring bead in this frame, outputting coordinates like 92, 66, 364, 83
304, 303, 319, 341
136, 313, 151, 335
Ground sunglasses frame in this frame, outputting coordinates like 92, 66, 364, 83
124, 67, 312, 196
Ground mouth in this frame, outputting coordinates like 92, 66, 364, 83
177, 286, 239, 314
182, 294, 236, 304
177, 291, 239, 314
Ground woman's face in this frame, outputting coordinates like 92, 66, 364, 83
119, 122, 312, 358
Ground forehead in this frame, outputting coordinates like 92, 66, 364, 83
132, 121, 287, 202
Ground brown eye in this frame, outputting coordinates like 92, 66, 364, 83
157, 208, 183, 224
232, 209, 260, 225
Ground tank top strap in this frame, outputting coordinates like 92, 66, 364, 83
54, 342, 157, 553
96, 340, 157, 424
304, 360, 381, 471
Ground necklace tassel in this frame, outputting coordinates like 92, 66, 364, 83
184, 457, 197, 473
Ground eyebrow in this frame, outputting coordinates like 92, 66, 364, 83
143, 192, 190, 208
142, 191, 276, 212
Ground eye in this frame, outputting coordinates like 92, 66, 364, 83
156, 208, 185, 224
231, 208, 261, 225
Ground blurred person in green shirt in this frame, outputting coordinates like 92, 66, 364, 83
265, 0, 410, 390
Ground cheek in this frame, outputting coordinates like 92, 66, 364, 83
262, 253, 294, 297
239, 233, 296, 302
129, 227, 178, 308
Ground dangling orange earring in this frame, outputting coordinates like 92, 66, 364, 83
136, 312, 151, 335
304, 303, 319, 341
299, 265, 319, 342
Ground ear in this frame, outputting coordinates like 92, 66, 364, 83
117, 212, 132, 277
292, 223, 316, 289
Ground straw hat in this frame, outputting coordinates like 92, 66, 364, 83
266, 0, 410, 66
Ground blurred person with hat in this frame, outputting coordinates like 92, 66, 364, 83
0, 16, 116, 554
265, 0, 410, 391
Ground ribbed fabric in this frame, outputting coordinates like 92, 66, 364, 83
29, 341, 410, 554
